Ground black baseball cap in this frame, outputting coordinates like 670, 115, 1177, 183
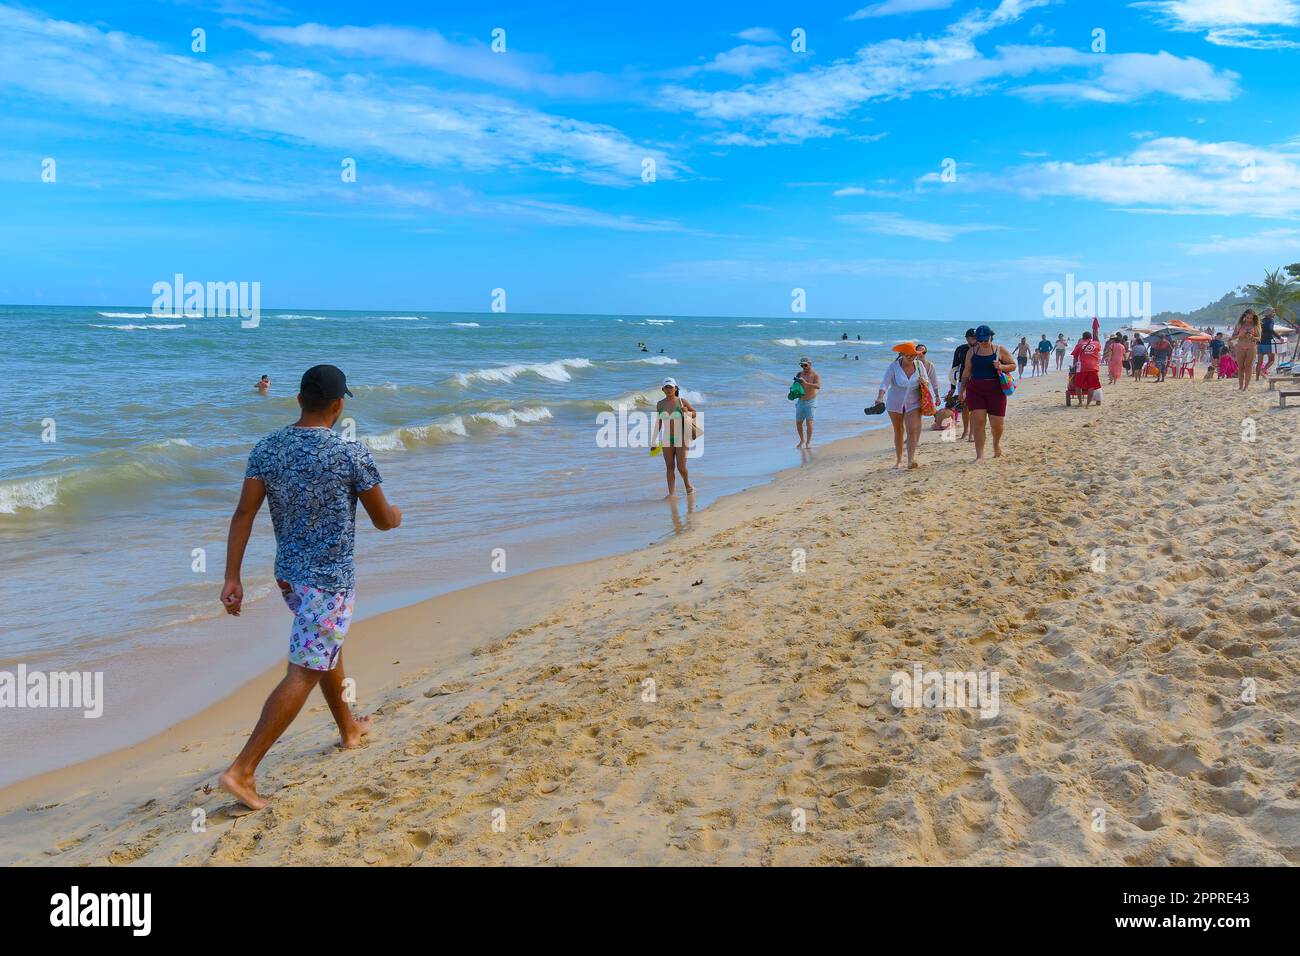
299, 364, 353, 401
965, 328, 977, 338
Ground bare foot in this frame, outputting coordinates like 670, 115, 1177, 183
341, 714, 373, 749
973, 455, 985, 462
908, 461, 919, 469
684, 485, 696, 494
893, 460, 903, 470
219, 768, 268, 811
993, 448, 1003, 458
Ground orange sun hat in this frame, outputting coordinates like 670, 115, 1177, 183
892, 341, 919, 356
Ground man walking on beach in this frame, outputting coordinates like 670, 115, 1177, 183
218, 364, 402, 810
795, 357, 820, 448
952, 329, 976, 386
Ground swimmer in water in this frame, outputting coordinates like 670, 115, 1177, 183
255, 374, 271, 394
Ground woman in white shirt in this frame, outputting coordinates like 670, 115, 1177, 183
873, 341, 941, 470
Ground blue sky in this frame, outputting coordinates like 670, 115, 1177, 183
2, 0, 1300, 320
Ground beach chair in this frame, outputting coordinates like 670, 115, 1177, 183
1279, 387, 1300, 409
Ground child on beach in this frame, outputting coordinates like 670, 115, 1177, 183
218, 364, 403, 810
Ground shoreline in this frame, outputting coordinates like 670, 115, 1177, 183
0, 373, 937, 809
7, 367, 1295, 866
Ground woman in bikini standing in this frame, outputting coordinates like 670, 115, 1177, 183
1231, 308, 1261, 391
651, 377, 697, 497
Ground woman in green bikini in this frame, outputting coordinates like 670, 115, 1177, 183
651, 377, 697, 497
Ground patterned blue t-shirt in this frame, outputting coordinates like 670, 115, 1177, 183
244, 426, 382, 592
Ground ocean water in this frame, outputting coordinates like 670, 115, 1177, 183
0, 306, 1057, 782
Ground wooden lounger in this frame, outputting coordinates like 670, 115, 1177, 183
1279, 389, 1300, 408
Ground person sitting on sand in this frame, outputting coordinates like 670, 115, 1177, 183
651, 377, 697, 496
218, 364, 403, 811
876, 341, 941, 469
255, 374, 270, 394
961, 325, 1016, 461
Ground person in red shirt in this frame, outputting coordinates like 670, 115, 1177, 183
1070, 331, 1103, 407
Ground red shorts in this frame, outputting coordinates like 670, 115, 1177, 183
964, 378, 1007, 416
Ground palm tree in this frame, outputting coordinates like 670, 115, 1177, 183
1244, 267, 1300, 321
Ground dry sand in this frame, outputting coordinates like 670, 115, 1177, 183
2, 370, 1297, 866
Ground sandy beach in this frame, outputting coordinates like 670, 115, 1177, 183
3, 370, 1297, 866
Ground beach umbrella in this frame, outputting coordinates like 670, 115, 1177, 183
1187, 333, 1212, 342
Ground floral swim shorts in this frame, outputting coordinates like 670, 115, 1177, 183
278, 580, 355, 671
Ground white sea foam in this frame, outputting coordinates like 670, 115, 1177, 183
597, 387, 705, 410
0, 477, 59, 514
628, 356, 678, 365
362, 417, 469, 451
644, 319, 674, 325
737, 323, 765, 328
451, 322, 480, 327
471, 407, 554, 428
96, 311, 203, 319
774, 337, 879, 347
455, 358, 592, 387
91, 323, 187, 331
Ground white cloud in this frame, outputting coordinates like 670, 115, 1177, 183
659, 1, 1236, 145
736, 27, 783, 43
0, 5, 673, 186
1182, 228, 1300, 254
1132, 0, 1300, 29
838, 212, 1008, 241
848, 0, 959, 20
834, 187, 868, 196
235, 21, 607, 95
642, 253, 1078, 281
1133, 0, 1300, 48
1015, 51, 1237, 102
1003, 137, 1300, 217
678, 43, 787, 78
1205, 26, 1300, 47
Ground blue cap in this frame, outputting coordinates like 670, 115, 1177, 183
975, 325, 993, 342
